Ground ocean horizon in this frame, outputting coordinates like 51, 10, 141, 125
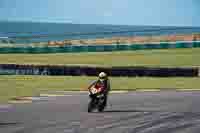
0, 21, 200, 44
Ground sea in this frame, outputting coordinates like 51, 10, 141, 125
0, 21, 200, 44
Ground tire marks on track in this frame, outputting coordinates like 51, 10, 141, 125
80, 111, 200, 133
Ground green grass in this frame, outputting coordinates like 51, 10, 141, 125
0, 48, 200, 103
0, 48, 200, 67
1, 75, 200, 103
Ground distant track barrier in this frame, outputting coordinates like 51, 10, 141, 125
0, 41, 200, 53
0, 64, 198, 77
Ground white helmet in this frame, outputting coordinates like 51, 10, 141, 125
98, 72, 107, 81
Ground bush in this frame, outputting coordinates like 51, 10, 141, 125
1, 40, 8, 43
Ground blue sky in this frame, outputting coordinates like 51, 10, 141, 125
0, 0, 199, 26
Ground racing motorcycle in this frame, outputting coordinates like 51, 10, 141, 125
88, 86, 107, 113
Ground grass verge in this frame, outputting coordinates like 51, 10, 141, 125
0, 48, 200, 67
0, 75, 200, 103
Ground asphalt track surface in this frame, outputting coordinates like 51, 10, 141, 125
1, 91, 200, 133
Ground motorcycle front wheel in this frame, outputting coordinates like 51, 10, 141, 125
88, 99, 95, 113
98, 98, 106, 112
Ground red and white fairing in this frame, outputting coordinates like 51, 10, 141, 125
90, 82, 105, 94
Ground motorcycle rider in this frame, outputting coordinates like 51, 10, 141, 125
88, 72, 110, 106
